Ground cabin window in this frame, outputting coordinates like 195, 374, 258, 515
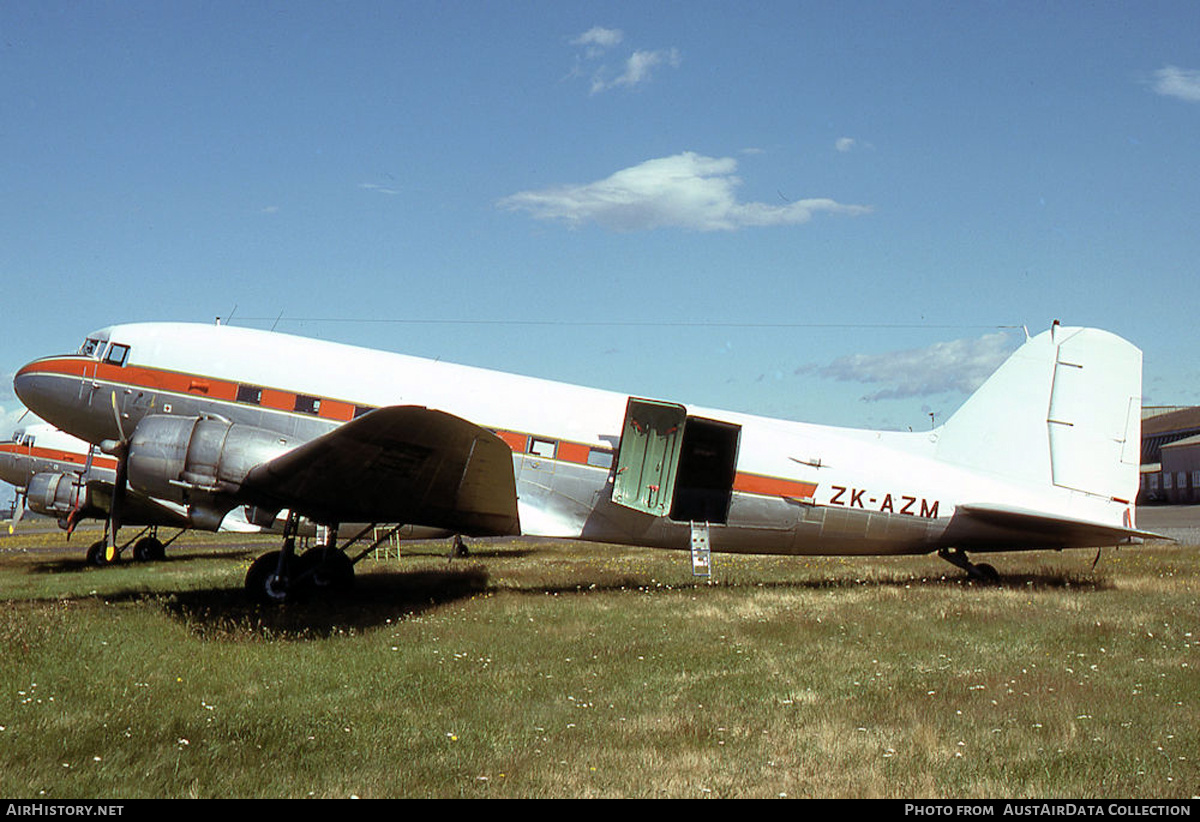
294, 395, 321, 415
104, 343, 130, 366
236, 385, 263, 405
587, 448, 614, 469
528, 437, 557, 459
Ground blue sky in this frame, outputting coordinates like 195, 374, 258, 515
2, 0, 1198, 445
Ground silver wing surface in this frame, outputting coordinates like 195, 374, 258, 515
241, 406, 520, 536
85, 480, 193, 529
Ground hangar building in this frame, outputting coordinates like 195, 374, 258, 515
1140, 406, 1200, 504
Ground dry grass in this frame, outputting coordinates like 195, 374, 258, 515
0, 522, 1196, 798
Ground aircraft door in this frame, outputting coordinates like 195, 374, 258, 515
669, 416, 740, 524
612, 398, 687, 517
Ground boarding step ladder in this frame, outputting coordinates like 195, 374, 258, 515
690, 521, 712, 578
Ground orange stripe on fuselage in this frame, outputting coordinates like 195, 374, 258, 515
21, 357, 357, 424
0, 442, 116, 470
732, 473, 817, 501
19, 358, 819, 504
556, 441, 591, 465
495, 430, 528, 452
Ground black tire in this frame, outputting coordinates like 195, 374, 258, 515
86, 540, 115, 566
133, 537, 166, 562
973, 562, 1000, 584
245, 551, 294, 604
296, 548, 355, 593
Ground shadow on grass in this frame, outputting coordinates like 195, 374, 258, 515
18, 544, 540, 576
520, 568, 1116, 597
22, 549, 254, 575
156, 565, 493, 640
8, 547, 1115, 640
760, 566, 1118, 592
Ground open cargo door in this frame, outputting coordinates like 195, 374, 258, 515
612, 398, 686, 517
612, 398, 741, 524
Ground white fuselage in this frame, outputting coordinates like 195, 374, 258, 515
13, 322, 1140, 557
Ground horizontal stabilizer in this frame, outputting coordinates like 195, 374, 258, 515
242, 405, 520, 536
956, 503, 1169, 548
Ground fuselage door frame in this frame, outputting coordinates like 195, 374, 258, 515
611, 398, 742, 524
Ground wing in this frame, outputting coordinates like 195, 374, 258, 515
241, 406, 520, 536
953, 503, 1169, 549
85, 480, 193, 528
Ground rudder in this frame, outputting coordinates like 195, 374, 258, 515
936, 325, 1142, 506
1045, 327, 1142, 502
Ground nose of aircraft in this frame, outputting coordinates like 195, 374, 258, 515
13, 363, 51, 423
15, 360, 121, 446
13, 361, 95, 443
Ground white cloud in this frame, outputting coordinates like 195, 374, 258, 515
591, 48, 682, 94
835, 137, 875, 153
569, 28, 679, 93
572, 26, 624, 55
497, 152, 872, 232
803, 331, 1020, 401
359, 182, 400, 196
1151, 65, 1200, 102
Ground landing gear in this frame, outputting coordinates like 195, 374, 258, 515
132, 536, 165, 562
245, 550, 295, 604
245, 512, 304, 604
296, 546, 355, 591
84, 526, 182, 565
938, 547, 1000, 583
86, 539, 112, 566
244, 519, 405, 604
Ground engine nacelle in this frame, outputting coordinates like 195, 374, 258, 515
26, 471, 90, 518
126, 415, 297, 504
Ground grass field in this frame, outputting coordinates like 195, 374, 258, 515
0, 523, 1196, 799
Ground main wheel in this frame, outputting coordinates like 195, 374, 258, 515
86, 540, 115, 566
972, 562, 1000, 584
295, 547, 355, 593
245, 551, 295, 604
133, 536, 166, 562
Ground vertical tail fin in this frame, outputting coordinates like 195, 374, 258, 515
936, 325, 1142, 507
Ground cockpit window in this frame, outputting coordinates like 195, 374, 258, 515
80, 338, 104, 358
104, 343, 130, 366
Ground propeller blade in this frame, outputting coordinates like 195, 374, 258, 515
105, 391, 130, 562
106, 457, 127, 562
109, 391, 127, 444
